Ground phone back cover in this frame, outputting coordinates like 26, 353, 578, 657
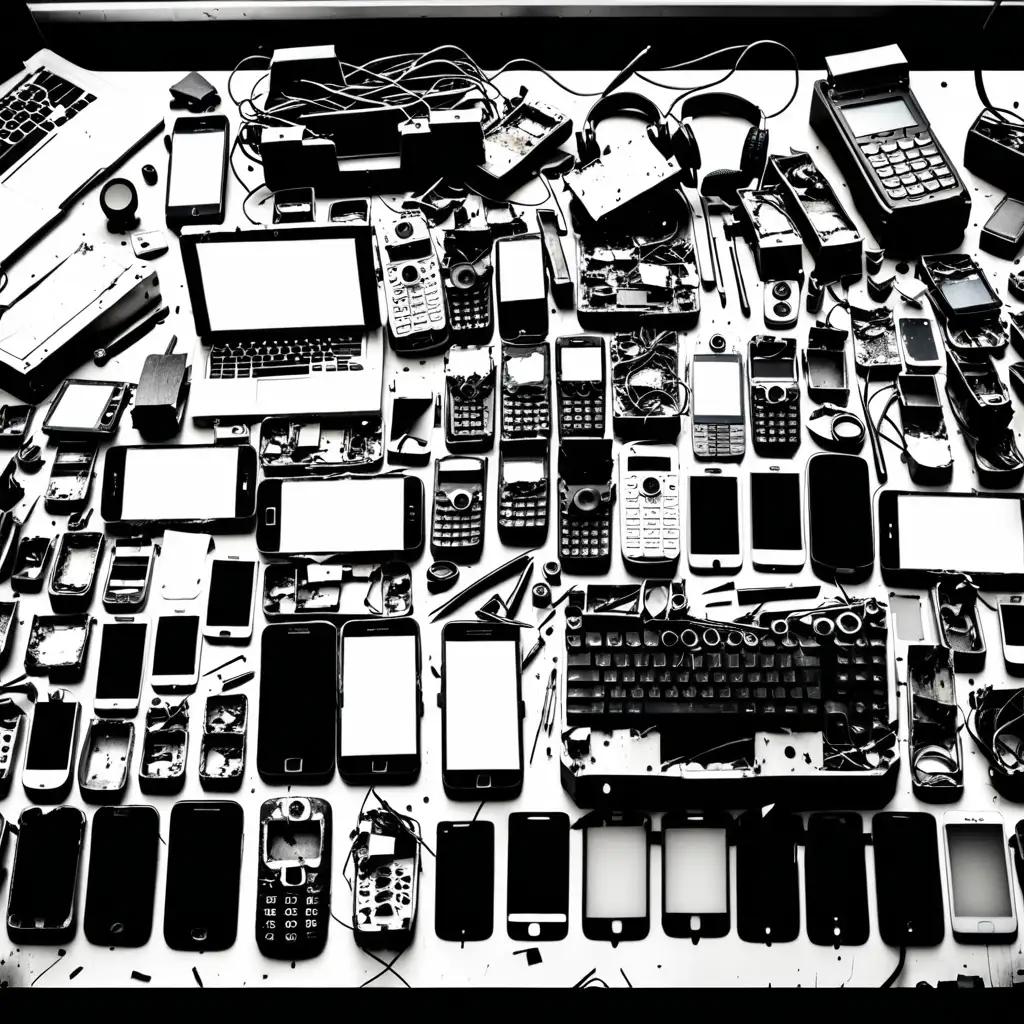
736, 810, 802, 943
805, 812, 870, 946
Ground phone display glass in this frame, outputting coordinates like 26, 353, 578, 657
804, 812, 869, 946
662, 815, 730, 938
26, 699, 78, 770
435, 821, 494, 942
582, 816, 650, 941
944, 818, 1017, 940
205, 560, 256, 633
168, 121, 227, 209
151, 615, 200, 688
498, 236, 545, 303
692, 356, 744, 422
507, 812, 569, 941
119, 446, 246, 522
750, 471, 803, 569
95, 620, 148, 709
872, 812, 944, 946
899, 318, 939, 363
688, 474, 741, 572
807, 454, 873, 578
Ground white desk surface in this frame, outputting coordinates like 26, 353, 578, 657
2, 65, 1024, 988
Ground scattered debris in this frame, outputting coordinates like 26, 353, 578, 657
131, 970, 151, 983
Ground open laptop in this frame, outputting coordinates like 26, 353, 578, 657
0, 4, 164, 267
180, 225, 385, 424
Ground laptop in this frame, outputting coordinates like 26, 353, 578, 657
0, 5, 164, 268
180, 225, 385, 424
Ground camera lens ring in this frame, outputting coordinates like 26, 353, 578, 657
772, 281, 792, 300
395, 220, 414, 239
401, 264, 420, 285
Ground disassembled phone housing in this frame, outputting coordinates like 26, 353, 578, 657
263, 561, 412, 621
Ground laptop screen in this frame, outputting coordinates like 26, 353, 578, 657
195, 236, 369, 332
3, 5, 45, 84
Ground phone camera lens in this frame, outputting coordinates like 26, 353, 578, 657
450, 489, 473, 511
709, 334, 727, 353
573, 487, 600, 512
773, 301, 792, 317
452, 263, 476, 289
641, 476, 661, 496
395, 220, 414, 239
401, 264, 420, 285
289, 800, 304, 817
767, 385, 786, 403
772, 281, 792, 300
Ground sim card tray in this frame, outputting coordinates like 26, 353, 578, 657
158, 530, 213, 602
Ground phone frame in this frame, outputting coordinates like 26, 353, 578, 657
94, 617, 149, 716
338, 617, 422, 783
495, 233, 549, 340
440, 620, 524, 800
506, 811, 570, 941
22, 696, 81, 798
661, 811, 732, 939
165, 114, 230, 228
149, 611, 202, 694
203, 557, 258, 642
942, 810, 1018, 943
749, 469, 805, 572
997, 596, 1024, 676
686, 468, 743, 574
897, 316, 942, 374
101, 444, 258, 531
581, 811, 652, 942
807, 452, 874, 583
255, 475, 424, 558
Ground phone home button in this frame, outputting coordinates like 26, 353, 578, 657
611, 920, 622, 935
371, 759, 388, 774
191, 927, 207, 942
265, 508, 276, 526
528, 923, 540, 938
476, 774, 491, 789
284, 757, 303, 773
978, 921, 995, 933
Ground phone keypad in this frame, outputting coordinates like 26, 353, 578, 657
432, 491, 484, 554
692, 424, 745, 460
559, 396, 604, 437
448, 287, 492, 337
560, 516, 612, 564
385, 258, 446, 339
622, 474, 679, 564
258, 879, 326, 956
499, 485, 548, 538
451, 395, 487, 436
502, 394, 551, 441
752, 389, 801, 456
859, 133, 958, 201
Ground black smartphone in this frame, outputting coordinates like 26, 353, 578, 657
203, 557, 257, 643
805, 812, 869, 946
441, 621, 523, 800
582, 812, 651, 943
496, 234, 548, 340
735, 810, 802, 944
84, 805, 160, 947
749, 469, 805, 572
149, 613, 202, 694
507, 812, 569, 941
165, 114, 229, 228
164, 800, 244, 951
22, 694, 81, 801
101, 444, 257, 530
871, 811, 944, 947
687, 470, 742, 574
435, 820, 494, 942
94, 618, 148, 716
255, 475, 424, 559
258, 622, 337, 785
898, 317, 942, 373
806, 452, 874, 583
661, 812, 731, 939
338, 618, 421, 783
7, 806, 86, 944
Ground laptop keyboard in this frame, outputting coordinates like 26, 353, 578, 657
209, 336, 363, 380
0, 69, 95, 175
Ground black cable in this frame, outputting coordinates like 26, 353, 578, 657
973, 0, 1023, 121
472, 800, 486, 822
360, 947, 410, 989
881, 945, 907, 988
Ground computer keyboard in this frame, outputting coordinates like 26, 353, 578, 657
209, 336, 362, 379
0, 69, 95, 175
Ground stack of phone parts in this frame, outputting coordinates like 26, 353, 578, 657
11, 535, 54, 594
609, 329, 682, 439
931, 577, 986, 673
6, 806, 86, 944
894, 374, 954, 487
139, 700, 189, 795
850, 304, 901, 378
262, 561, 413, 621
199, 694, 247, 792
917, 253, 1006, 355
351, 805, 421, 951
78, 718, 134, 804
24, 613, 93, 683
48, 531, 105, 612
906, 645, 963, 802
259, 416, 384, 475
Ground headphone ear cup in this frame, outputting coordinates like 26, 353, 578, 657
740, 127, 770, 181
676, 123, 699, 190
700, 168, 746, 202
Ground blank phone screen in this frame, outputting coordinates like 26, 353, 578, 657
1001, 604, 1024, 646
168, 127, 225, 208
689, 476, 740, 555
750, 473, 802, 551
663, 827, 728, 915
341, 634, 417, 758
121, 447, 240, 522
152, 617, 200, 677
585, 825, 647, 919
946, 824, 1013, 918
26, 701, 77, 770
499, 237, 545, 303
278, 477, 405, 553
205, 561, 256, 628
808, 456, 873, 571
96, 622, 147, 700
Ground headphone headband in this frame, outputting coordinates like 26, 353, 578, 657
584, 91, 666, 133
676, 91, 765, 128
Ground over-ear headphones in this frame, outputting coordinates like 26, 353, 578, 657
674, 92, 769, 200
575, 92, 687, 169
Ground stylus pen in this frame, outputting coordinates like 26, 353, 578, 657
703, 201, 726, 308
728, 240, 750, 317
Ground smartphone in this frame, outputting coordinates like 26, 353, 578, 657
165, 114, 229, 228
164, 800, 244, 951
690, 346, 746, 461
258, 622, 337, 785
687, 470, 742, 574
22, 694, 81, 799
84, 805, 160, 947
998, 596, 1024, 677
101, 444, 257, 529
496, 234, 548, 340
255, 475, 424, 558
507, 812, 569, 941
735, 810, 801, 944
871, 812, 944, 947
806, 452, 873, 583
804, 812, 869, 946
94, 618, 148, 716
149, 612, 202, 694
435, 820, 494, 942
203, 557, 257, 642
582, 812, 651, 942
661, 812, 731, 939
441, 621, 523, 800
102, 537, 158, 612
339, 618, 421, 783
942, 811, 1018, 943
898, 317, 942, 374
749, 469, 805, 572
6, 806, 86, 944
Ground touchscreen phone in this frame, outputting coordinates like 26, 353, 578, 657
807, 453, 873, 582
95, 618, 148, 715
582, 812, 651, 942
436, 820, 494, 942
749, 470, 804, 572
872, 812, 944, 946
687, 471, 742, 574
661, 812, 731, 939
23, 695, 80, 798
203, 558, 257, 642
101, 444, 257, 528
149, 613, 201, 693
166, 115, 229, 228
507, 812, 569, 941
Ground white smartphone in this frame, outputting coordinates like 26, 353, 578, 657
22, 695, 81, 797
942, 811, 1018, 943
203, 557, 257, 643
749, 470, 805, 572
94, 618, 149, 716
997, 596, 1024, 677
687, 469, 742, 574
149, 612, 202, 693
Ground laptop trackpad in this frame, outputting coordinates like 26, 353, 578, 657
256, 377, 326, 407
